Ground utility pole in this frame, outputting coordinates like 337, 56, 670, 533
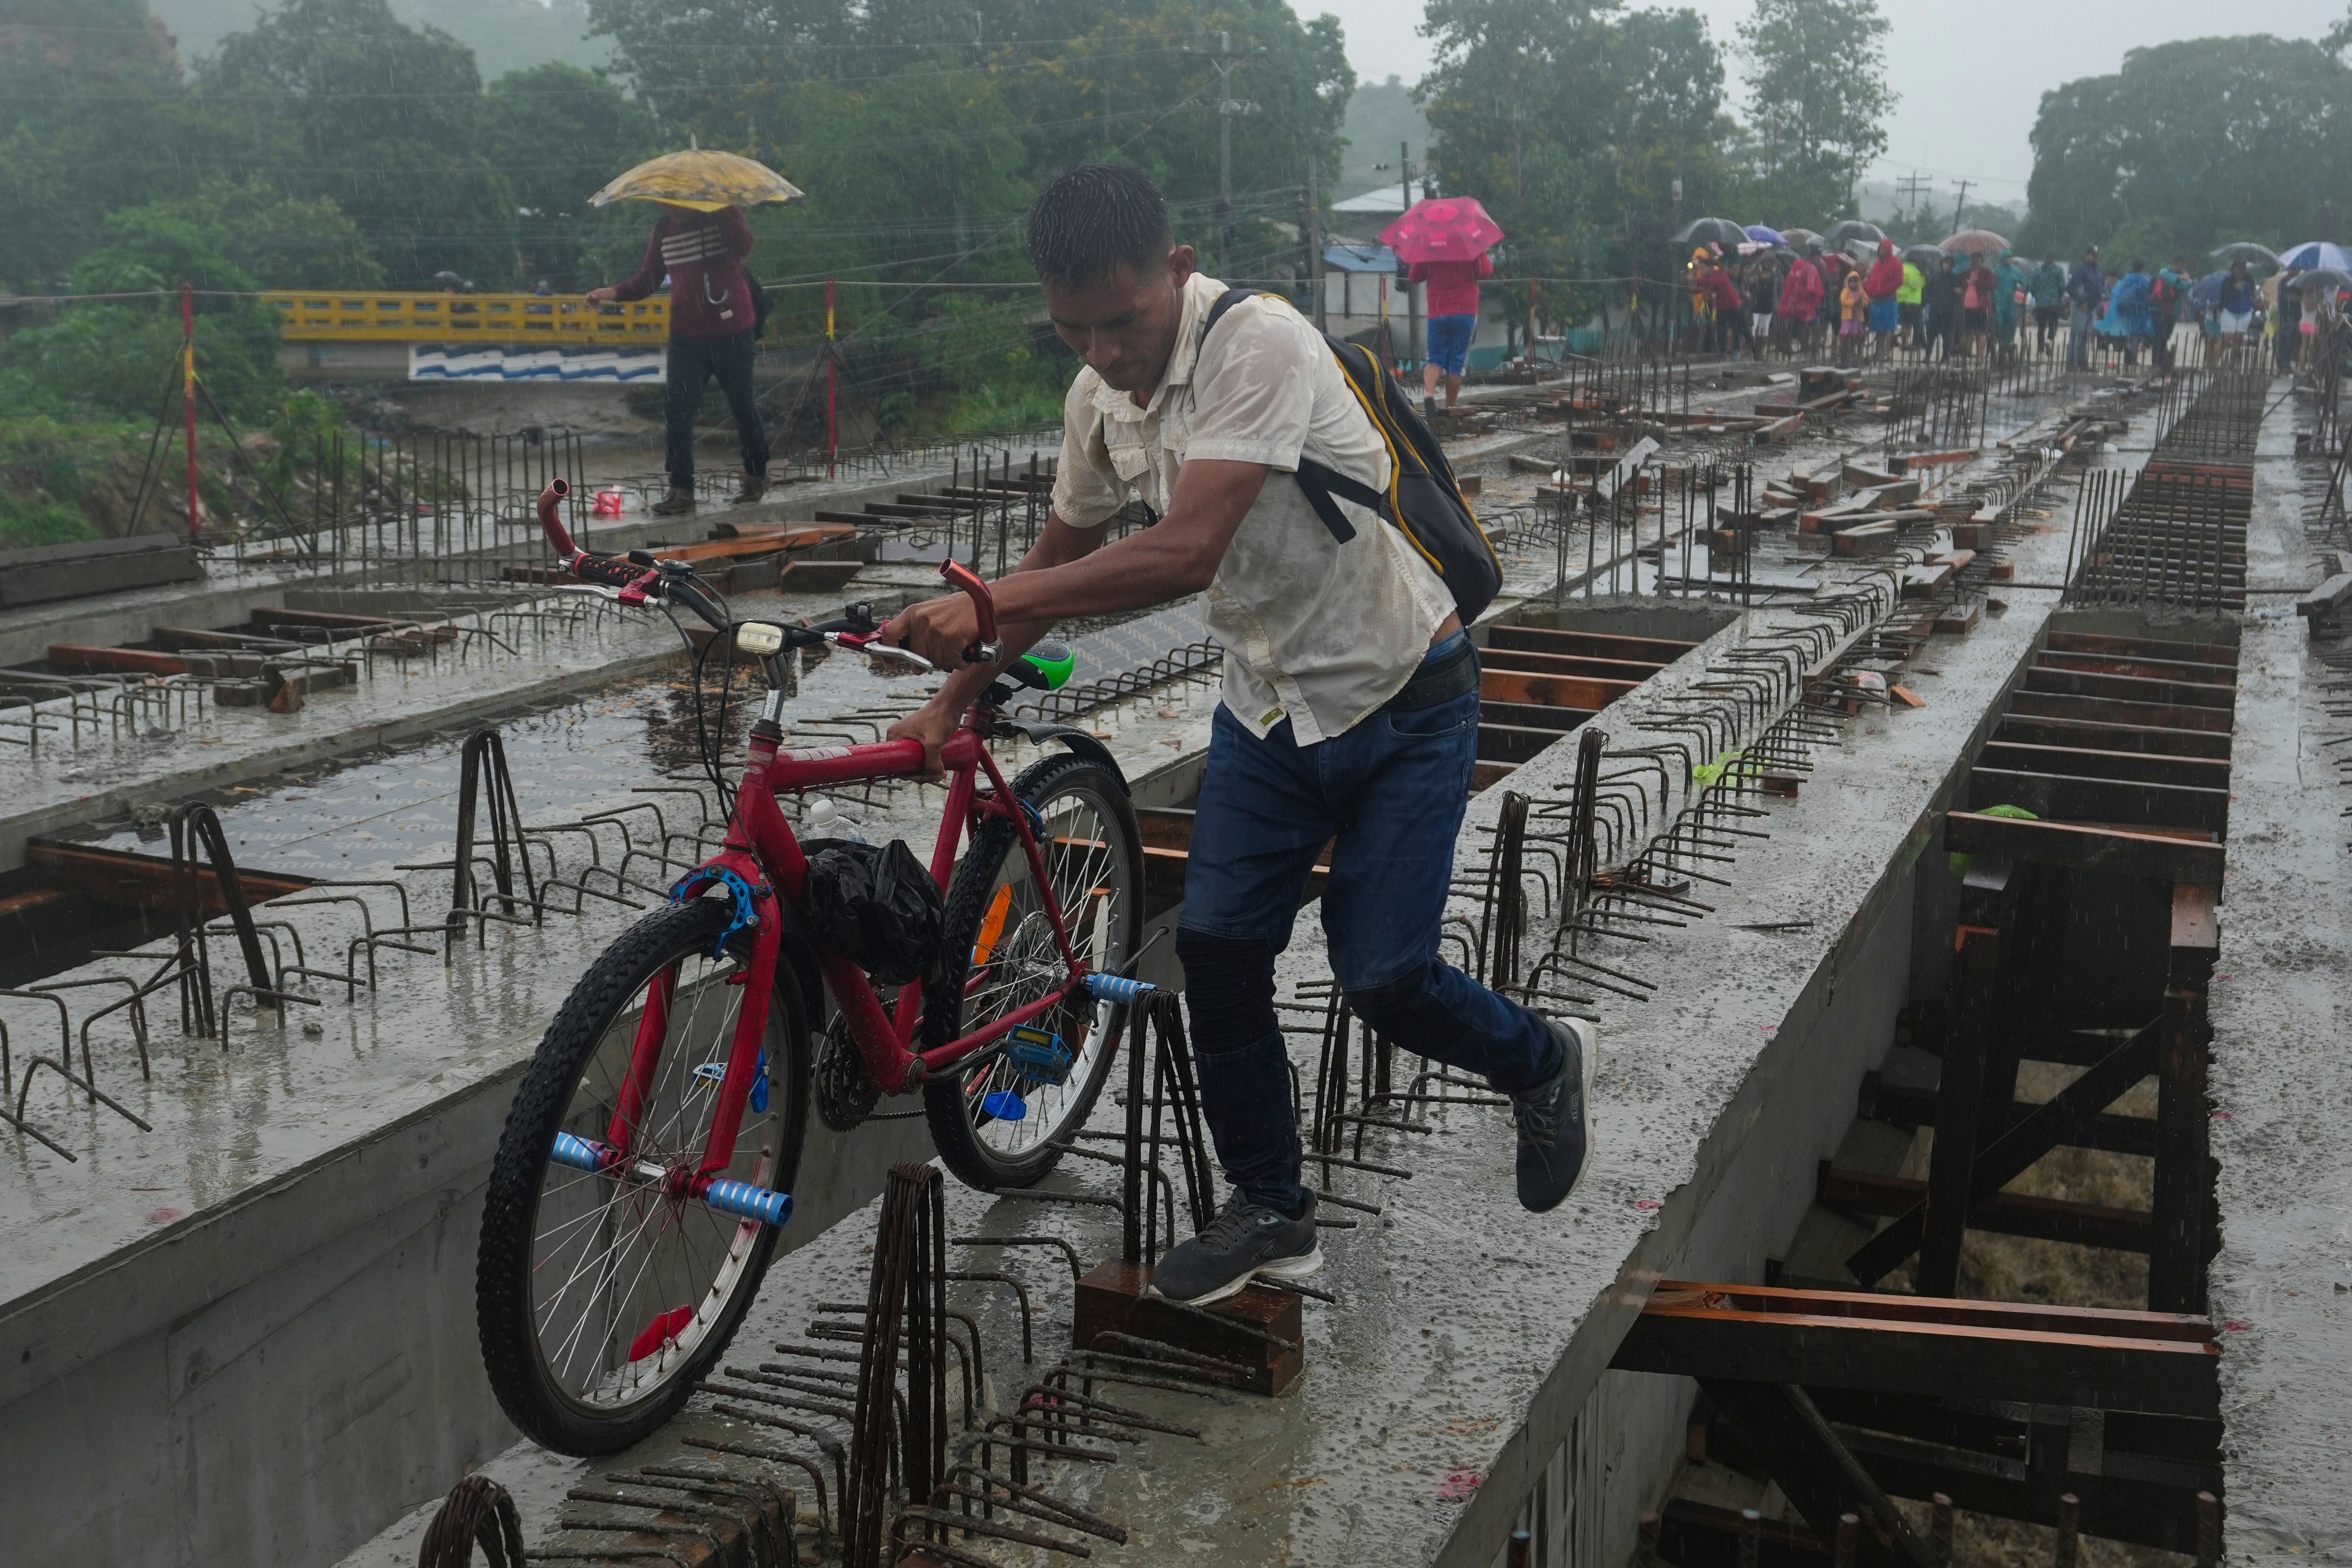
1401, 139, 1421, 371
1188, 31, 1259, 265
1950, 180, 1972, 237
1306, 152, 1325, 333
1896, 171, 1931, 227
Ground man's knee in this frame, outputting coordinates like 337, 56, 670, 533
1341, 960, 1437, 1038
1175, 928, 1278, 1056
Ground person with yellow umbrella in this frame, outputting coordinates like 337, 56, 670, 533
583, 148, 802, 515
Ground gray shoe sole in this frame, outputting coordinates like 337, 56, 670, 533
1150, 1241, 1325, 1307
1560, 1017, 1599, 1204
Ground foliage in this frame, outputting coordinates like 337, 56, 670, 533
100, 178, 385, 289
0, 0, 184, 290
2020, 37, 2352, 262
583, 0, 1352, 281
1735, 0, 1895, 219
1417, 0, 1736, 333
0, 418, 112, 549
486, 62, 659, 288
188, 0, 520, 285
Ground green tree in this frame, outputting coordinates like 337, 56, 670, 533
1417, 0, 1734, 326
1736, 0, 1894, 219
486, 62, 657, 288
96, 178, 384, 289
191, 0, 520, 285
2021, 37, 2352, 261
0, 0, 184, 290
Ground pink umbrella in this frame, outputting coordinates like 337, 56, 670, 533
1379, 196, 1505, 265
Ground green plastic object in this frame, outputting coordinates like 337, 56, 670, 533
1948, 802, 2038, 880
1018, 639, 1076, 691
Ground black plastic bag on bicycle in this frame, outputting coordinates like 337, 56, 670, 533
802, 838, 944, 988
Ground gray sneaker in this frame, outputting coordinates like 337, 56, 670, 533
1149, 1190, 1321, 1306
1513, 1018, 1597, 1213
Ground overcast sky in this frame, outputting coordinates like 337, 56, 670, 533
1316, 0, 2345, 200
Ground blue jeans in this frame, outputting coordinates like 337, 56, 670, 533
665, 330, 770, 490
2068, 304, 2095, 367
1426, 312, 1477, 375
1175, 633, 1562, 1213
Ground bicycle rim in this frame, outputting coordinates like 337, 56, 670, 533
953, 779, 1136, 1160
525, 934, 786, 1418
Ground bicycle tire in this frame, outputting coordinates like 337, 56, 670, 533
923, 753, 1143, 1191
476, 897, 810, 1455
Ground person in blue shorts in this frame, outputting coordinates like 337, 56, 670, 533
1409, 250, 1492, 415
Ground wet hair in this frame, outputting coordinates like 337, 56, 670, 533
1024, 165, 1174, 287
2131, 258, 2146, 272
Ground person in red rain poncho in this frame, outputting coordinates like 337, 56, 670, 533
1697, 254, 1754, 359
1864, 240, 1905, 359
1777, 250, 1825, 358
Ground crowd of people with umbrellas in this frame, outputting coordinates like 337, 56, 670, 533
1672, 217, 2352, 375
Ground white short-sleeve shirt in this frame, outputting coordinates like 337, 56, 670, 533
1050, 272, 1453, 745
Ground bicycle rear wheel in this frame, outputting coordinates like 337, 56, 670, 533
476, 897, 810, 1455
924, 753, 1142, 1190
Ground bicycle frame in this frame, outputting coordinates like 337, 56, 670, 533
511, 494, 1106, 1193
627, 713, 1098, 1182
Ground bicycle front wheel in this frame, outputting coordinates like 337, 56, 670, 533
925, 752, 1143, 1191
476, 897, 810, 1455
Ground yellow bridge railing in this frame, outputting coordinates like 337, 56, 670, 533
266, 291, 669, 343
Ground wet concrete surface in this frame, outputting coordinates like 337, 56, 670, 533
7, 372, 2160, 1566
2204, 388, 2352, 1563
332, 392, 2121, 1568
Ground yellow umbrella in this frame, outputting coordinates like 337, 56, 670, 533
589, 149, 803, 213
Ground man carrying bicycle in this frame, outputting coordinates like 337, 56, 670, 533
884, 165, 1595, 1308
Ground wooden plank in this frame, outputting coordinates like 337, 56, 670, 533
1472, 760, 1518, 792
1863, 1075, 2159, 1157
1822, 1166, 2151, 1253
46, 644, 188, 676
1967, 768, 2229, 834
2003, 690, 2235, 734
1478, 722, 1567, 765
1479, 668, 1641, 712
1478, 646, 1673, 683
1484, 624, 1696, 664
2044, 629, 2239, 668
1477, 699, 1595, 734
1978, 741, 2232, 790
2296, 570, 2352, 624
27, 841, 312, 916
1945, 810, 2223, 883
250, 606, 408, 631
2023, 665, 2235, 710
2035, 649, 2239, 685
1992, 715, 2231, 760
1611, 1283, 2218, 1417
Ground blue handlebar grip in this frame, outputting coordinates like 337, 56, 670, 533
700, 1179, 792, 1228
550, 1130, 613, 1172
1083, 972, 1154, 1004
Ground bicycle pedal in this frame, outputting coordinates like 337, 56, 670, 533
1006, 1024, 1073, 1088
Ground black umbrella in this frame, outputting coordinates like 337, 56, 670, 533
1902, 244, 1944, 269
1827, 219, 1886, 246
2297, 267, 2352, 297
1673, 216, 1751, 249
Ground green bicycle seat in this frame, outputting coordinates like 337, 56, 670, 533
1013, 640, 1076, 691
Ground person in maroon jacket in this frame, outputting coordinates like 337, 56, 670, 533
588, 203, 770, 514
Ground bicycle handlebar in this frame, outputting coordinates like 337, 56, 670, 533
534, 479, 727, 630
935, 558, 1002, 665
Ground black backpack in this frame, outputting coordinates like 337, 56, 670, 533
1201, 288, 1502, 622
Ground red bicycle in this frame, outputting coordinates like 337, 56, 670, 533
477, 480, 1146, 1454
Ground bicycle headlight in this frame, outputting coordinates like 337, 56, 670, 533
733, 621, 786, 657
